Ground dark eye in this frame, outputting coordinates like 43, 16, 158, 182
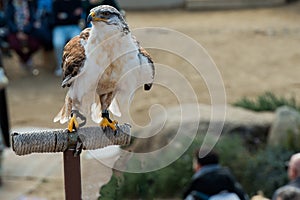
102, 12, 110, 17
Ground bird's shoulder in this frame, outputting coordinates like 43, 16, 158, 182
139, 45, 154, 64
131, 36, 154, 64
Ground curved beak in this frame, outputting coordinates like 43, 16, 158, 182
87, 12, 108, 24
87, 12, 95, 24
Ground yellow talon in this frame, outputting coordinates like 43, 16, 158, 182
100, 117, 118, 131
68, 114, 79, 132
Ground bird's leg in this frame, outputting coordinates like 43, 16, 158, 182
100, 109, 118, 132
99, 93, 118, 133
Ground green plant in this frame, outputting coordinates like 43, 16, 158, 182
115, 148, 196, 199
99, 174, 121, 200
98, 134, 298, 199
98, 157, 193, 200
98, 134, 249, 199
241, 146, 295, 198
98, 137, 202, 199
233, 92, 300, 112
215, 134, 250, 183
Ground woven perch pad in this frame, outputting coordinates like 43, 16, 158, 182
12, 124, 131, 156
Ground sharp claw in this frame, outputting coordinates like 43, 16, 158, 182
114, 129, 118, 136
68, 114, 79, 133
74, 138, 83, 157
68, 110, 86, 133
100, 117, 118, 132
100, 110, 119, 133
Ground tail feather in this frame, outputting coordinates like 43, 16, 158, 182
53, 95, 72, 124
53, 106, 69, 124
91, 102, 102, 123
109, 97, 121, 117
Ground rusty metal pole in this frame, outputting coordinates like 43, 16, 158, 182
63, 150, 82, 200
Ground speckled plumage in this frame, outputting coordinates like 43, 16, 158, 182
54, 5, 155, 125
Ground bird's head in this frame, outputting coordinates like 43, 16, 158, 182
87, 5, 128, 33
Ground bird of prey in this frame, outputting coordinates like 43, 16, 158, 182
54, 5, 155, 133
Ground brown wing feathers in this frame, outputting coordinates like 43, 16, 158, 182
61, 29, 90, 88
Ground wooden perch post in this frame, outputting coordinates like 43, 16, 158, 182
11, 124, 131, 200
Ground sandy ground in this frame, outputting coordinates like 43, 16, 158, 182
2, 2, 300, 199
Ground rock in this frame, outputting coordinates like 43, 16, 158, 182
268, 106, 300, 148
114, 104, 274, 172
129, 104, 274, 153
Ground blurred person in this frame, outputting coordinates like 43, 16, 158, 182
5, 0, 41, 74
275, 186, 300, 200
0, 2, 9, 183
32, 0, 53, 51
272, 153, 300, 200
0, 53, 9, 149
183, 148, 249, 200
251, 195, 270, 200
0, 49, 8, 89
251, 191, 270, 200
0, 50, 10, 187
52, 0, 83, 76
0, 66, 8, 89
0, 0, 10, 57
0, 0, 10, 147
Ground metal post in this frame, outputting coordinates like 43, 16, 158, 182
63, 150, 82, 200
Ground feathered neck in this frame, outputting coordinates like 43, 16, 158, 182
91, 21, 130, 41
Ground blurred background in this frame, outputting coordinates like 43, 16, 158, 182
1, 0, 300, 199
